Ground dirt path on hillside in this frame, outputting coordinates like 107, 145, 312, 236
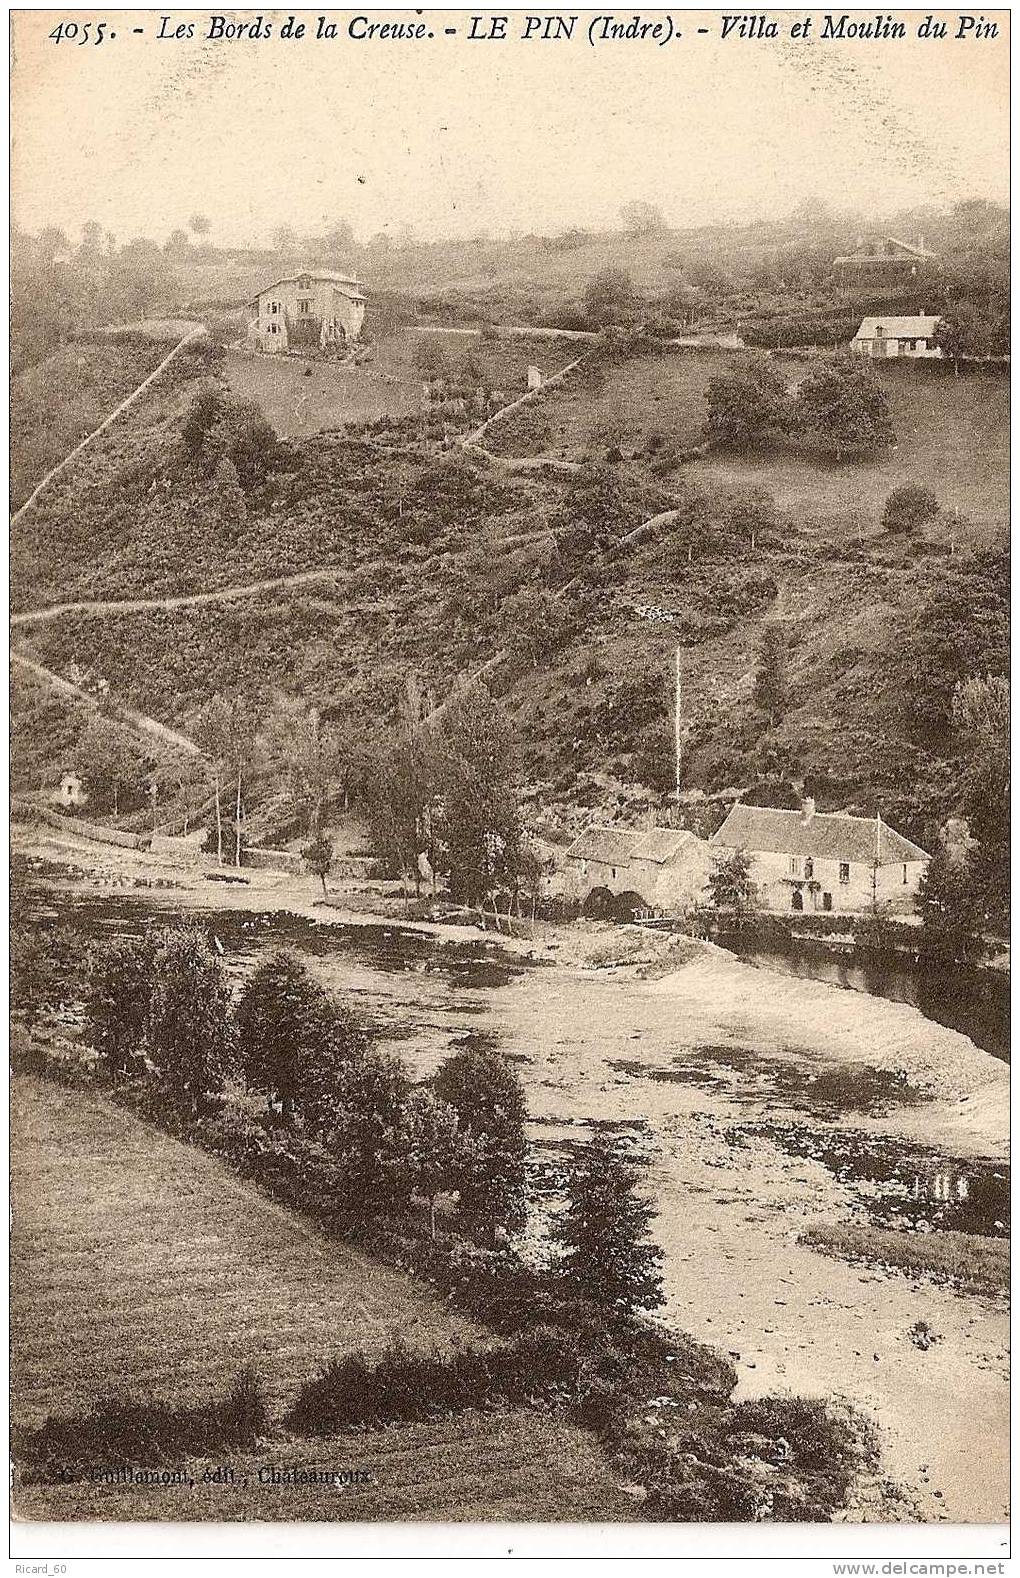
11, 566, 347, 628
11, 325, 207, 528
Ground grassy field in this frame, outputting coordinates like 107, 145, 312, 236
11, 339, 170, 508
10, 1074, 630, 1522
15, 1410, 631, 1522
222, 330, 575, 438
504, 352, 1009, 535
10, 1074, 483, 1426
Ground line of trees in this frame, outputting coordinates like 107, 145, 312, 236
83, 932, 663, 1313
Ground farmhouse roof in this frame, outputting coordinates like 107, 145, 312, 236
251, 269, 366, 304
834, 236, 938, 264
710, 804, 929, 865
565, 826, 639, 865
631, 827, 705, 864
854, 315, 940, 339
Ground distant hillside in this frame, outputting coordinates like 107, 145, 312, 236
10, 336, 1008, 854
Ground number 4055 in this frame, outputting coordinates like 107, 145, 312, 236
49, 21, 109, 44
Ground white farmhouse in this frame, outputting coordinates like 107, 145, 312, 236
851, 314, 942, 360
709, 799, 929, 916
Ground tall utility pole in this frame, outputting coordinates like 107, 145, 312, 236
674, 645, 683, 810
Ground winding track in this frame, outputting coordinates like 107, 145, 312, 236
11, 567, 347, 629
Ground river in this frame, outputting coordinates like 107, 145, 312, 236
715, 932, 1010, 1062
12, 871, 1011, 1522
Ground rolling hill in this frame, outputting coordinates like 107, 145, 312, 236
9, 331, 1008, 851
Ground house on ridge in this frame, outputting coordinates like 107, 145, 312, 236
709, 799, 929, 916
246, 268, 366, 355
833, 235, 939, 284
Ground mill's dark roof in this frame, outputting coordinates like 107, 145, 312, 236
710, 804, 928, 864
565, 827, 639, 865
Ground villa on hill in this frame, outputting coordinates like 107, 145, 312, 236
709, 799, 930, 916
246, 268, 366, 355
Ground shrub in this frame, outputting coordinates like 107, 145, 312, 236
84, 937, 153, 1078
16, 1369, 267, 1484
882, 482, 940, 533
434, 1046, 528, 1243
148, 927, 234, 1112
286, 1327, 577, 1435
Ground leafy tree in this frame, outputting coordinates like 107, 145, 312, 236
364, 677, 438, 891
556, 1131, 664, 1319
148, 927, 233, 1112
301, 834, 334, 896
620, 200, 668, 235
434, 1046, 528, 1244
403, 1087, 463, 1239
754, 623, 788, 724
705, 846, 760, 919
795, 354, 894, 461
188, 213, 212, 238
935, 303, 994, 374
194, 693, 258, 867
433, 686, 523, 906
329, 1047, 413, 1214
583, 266, 638, 329
235, 953, 332, 1116
261, 695, 351, 833
704, 354, 792, 451
74, 713, 146, 816
916, 844, 984, 963
84, 938, 153, 1079
724, 487, 781, 553
144, 746, 209, 836
882, 482, 939, 533
953, 674, 1009, 932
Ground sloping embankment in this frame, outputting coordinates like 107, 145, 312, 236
646, 943, 1008, 1155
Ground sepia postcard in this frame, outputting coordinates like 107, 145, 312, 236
9, 5, 1010, 1565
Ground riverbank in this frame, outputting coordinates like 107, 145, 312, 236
12, 818, 1010, 1522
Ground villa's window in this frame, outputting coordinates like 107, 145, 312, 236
298, 299, 310, 315
804, 857, 814, 879
789, 855, 802, 877
839, 862, 850, 884
902, 864, 908, 884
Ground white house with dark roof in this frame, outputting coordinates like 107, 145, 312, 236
246, 268, 366, 355
710, 799, 929, 916
564, 825, 714, 910
851, 314, 942, 359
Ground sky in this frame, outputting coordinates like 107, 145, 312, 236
10, 8, 1010, 245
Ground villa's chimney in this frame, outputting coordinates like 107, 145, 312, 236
800, 797, 816, 824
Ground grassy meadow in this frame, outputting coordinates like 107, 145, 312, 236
11, 1073, 633, 1521
15, 1410, 631, 1522
222, 329, 575, 439
10, 1074, 482, 1425
493, 351, 1009, 538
